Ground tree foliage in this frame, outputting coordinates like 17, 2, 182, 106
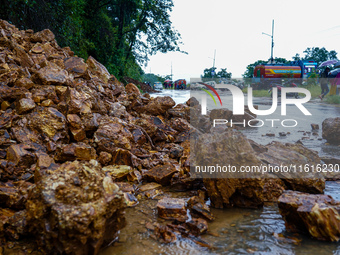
0, 0, 182, 80
302, 47, 337, 65
202, 67, 231, 79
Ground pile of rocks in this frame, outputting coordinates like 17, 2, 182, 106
0, 19, 203, 253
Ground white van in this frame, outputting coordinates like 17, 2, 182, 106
154, 82, 163, 90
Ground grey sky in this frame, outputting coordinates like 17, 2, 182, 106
144, 0, 340, 81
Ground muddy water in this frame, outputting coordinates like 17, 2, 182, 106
102, 182, 340, 255
101, 90, 340, 254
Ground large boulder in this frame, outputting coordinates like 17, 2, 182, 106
26, 160, 126, 254
256, 141, 325, 194
278, 190, 340, 241
192, 130, 325, 208
322, 117, 340, 144
192, 130, 266, 208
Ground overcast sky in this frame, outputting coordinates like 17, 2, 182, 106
143, 0, 340, 81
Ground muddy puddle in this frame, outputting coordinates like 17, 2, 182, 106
101, 181, 340, 255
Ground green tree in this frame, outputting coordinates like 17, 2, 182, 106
202, 67, 231, 79
273, 57, 289, 64
292, 53, 300, 61
217, 68, 232, 78
142, 73, 165, 84
0, 0, 182, 80
202, 67, 216, 79
302, 47, 338, 65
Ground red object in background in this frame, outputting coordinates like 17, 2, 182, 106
254, 65, 302, 79
174, 79, 186, 89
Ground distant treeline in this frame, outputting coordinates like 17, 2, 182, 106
0, 0, 182, 80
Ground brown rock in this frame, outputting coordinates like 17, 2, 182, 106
209, 108, 233, 122
256, 141, 324, 193
94, 121, 133, 152
107, 102, 128, 118
36, 152, 54, 169
41, 99, 53, 107
55, 143, 96, 162
70, 128, 86, 142
311, 123, 319, 130
0, 182, 30, 210
278, 190, 340, 242
157, 197, 187, 222
35, 63, 70, 85
187, 196, 214, 221
186, 218, 208, 235
30, 43, 44, 53
127, 170, 142, 183
64, 57, 87, 76
154, 224, 177, 243
98, 151, 112, 166
322, 118, 340, 144
26, 160, 126, 255
186, 97, 199, 107
168, 103, 190, 120
144, 164, 178, 186
102, 165, 133, 181
1, 101, 10, 111
86, 56, 110, 83
27, 106, 68, 142
14, 77, 34, 89
6, 144, 35, 167
30, 29, 55, 43
16, 98, 36, 114
143, 96, 176, 116
125, 83, 141, 96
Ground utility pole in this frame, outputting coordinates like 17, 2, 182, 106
171, 62, 173, 80
262, 20, 274, 63
213, 49, 216, 69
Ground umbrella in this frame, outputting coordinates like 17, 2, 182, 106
328, 68, 340, 78
334, 61, 340, 68
319, 59, 338, 68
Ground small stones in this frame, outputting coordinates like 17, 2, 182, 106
144, 164, 178, 186
98, 151, 112, 166
311, 123, 319, 130
186, 218, 208, 235
16, 98, 35, 114
102, 165, 133, 181
157, 197, 187, 222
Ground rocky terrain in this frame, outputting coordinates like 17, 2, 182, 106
0, 19, 339, 254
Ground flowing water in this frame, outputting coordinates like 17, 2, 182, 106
101, 89, 340, 255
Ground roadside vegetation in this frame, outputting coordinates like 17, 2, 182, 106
325, 95, 340, 104
242, 88, 270, 97
0, 0, 183, 81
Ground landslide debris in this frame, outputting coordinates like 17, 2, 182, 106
0, 19, 331, 253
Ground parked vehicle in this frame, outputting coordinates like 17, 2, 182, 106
153, 82, 163, 90
253, 60, 317, 89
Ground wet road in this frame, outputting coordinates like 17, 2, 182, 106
152, 89, 340, 158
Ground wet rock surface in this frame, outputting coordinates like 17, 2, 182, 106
278, 190, 340, 242
322, 117, 340, 144
26, 160, 126, 254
